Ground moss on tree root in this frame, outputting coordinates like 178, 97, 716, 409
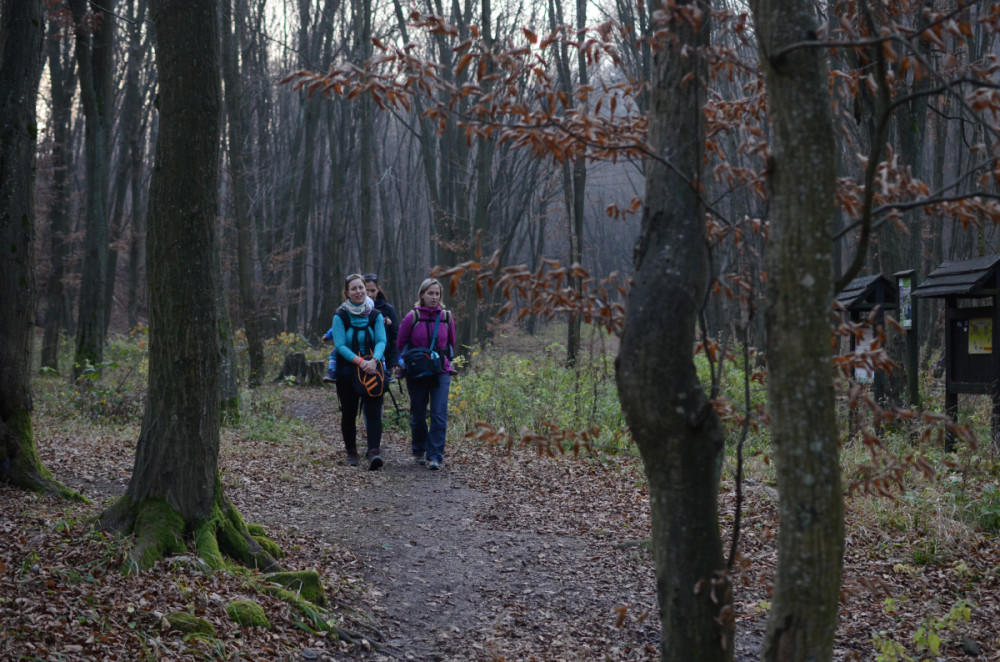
99, 475, 284, 574
1, 410, 86, 502
226, 600, 270, 629
265, 570, 326, 606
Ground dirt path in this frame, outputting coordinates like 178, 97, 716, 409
273, 387, 661, 661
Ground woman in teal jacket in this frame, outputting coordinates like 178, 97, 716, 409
329, 273, 386, 469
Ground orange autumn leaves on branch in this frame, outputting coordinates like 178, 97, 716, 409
282, 11, 648, 164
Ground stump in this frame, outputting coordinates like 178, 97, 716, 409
274, 353, 326, 386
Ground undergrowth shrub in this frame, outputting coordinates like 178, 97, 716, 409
36, 328, 149, 424
694, 348, 772, 483
450, 337, 629, 454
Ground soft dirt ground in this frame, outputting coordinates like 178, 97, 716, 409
4, 384, 672, 661
9, 383, 995, 661
274, 386, 664, 661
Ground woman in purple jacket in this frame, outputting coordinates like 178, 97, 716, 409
395, 278, 457, 470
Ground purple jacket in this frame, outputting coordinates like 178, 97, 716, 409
396, 305, 457, 373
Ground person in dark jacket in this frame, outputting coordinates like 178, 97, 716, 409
395, 277, 457, 471
364, 274, 399, 380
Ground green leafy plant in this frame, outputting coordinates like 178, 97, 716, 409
451, 334, 628, 453
913, 600, 973, 657
873, 632, 912, 662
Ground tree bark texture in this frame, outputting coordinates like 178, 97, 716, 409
749, 0, 845, 658
69, 0, 115, 379
0, 0, 71, 495
222, 0, 265, 387
99, 0, 280, 573
40, 14, 78, 372
616, 2, 733, 659
115, 0, 224, 523
125, 0, 150, 331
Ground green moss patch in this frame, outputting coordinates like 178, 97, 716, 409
163, 611, 216, 636
226, 600, 271, 629
131, 498, 185, 572
264, 570, 326, 606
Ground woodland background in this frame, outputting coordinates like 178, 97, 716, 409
3, 0, 1000, 660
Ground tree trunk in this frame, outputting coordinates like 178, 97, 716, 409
274, 353, 325, 386
462, 0, 496, 351
69, 0, 115, 379
357, 0, 375, 265
124, 0, 149, 332
616, 1, 733, 659
99, 0, 278, 573
566, 0, 587, 367
0, 0, 75, 497
222, 0, 265, 387
749, 0, 845, 658
40, 13, 78, 372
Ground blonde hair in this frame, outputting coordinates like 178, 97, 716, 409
343, 272, 365, 298
414, 277, 446, 308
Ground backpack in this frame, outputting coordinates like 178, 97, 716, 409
411, 307, 453, 359
335, 308, 382, 375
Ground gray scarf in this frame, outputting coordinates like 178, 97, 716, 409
345, 296, 374, 317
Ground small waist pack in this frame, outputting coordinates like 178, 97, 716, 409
353, 354, 386, 398
403, 346, 443, 381
403, 310, 444, 381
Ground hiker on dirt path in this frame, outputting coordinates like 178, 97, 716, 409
323, 273, 387, 470
364, 273, 399, 382
396, 277, 457, 471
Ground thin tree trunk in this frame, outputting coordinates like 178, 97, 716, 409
222, 0, 265, 386
125, 0, 149, 331
566, 0, 587, 367
69, 0, 115, 379
462, 0, 496, 350
749, 0, 845, 657
40, 13, 78, 372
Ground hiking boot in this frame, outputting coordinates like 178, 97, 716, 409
322, 369, 335, 383
345, 453, 359, 467
368, 452, 384, 471
413, 454, 427, 466
427, 459, 441, 471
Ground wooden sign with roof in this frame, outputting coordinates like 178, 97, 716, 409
834, 274, 898, 316
911, 254, 1000, 450
835, 274, 898, 430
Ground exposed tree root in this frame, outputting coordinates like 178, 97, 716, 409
98, 477, 284, 574
1, 418, 86, 502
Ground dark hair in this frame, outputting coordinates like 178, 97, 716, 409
363, 273, 379, 284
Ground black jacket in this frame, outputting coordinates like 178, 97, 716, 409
374, 291, 399, 367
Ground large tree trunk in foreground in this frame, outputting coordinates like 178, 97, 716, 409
0, 0, 75, 497
750, 0, 845, 657
615, 2, 733, 660
99, 0, 278, 574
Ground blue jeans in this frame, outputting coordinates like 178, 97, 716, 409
407, 372, 450, 463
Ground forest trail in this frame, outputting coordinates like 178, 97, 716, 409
274, 386, 661, 661
20, 384, 779, 661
